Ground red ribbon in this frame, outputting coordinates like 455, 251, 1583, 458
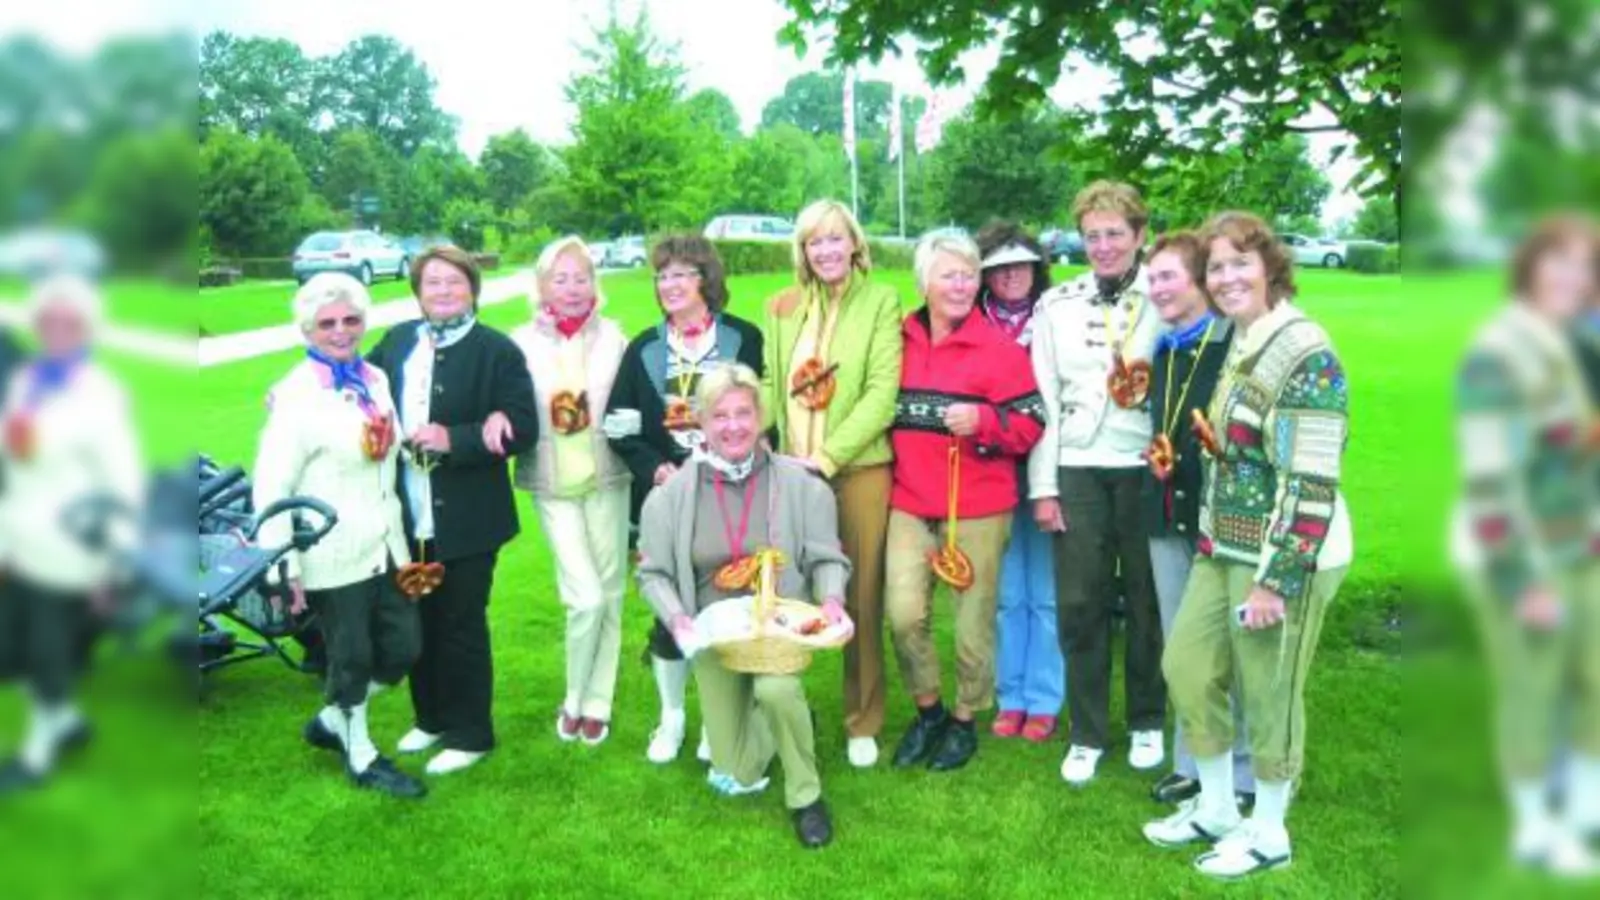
713, 471, 758, 562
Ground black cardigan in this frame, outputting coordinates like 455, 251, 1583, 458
604, 313, 765, 525
1142, 321, 1233, 540
366, 319, 539, 562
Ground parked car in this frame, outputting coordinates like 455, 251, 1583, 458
292, 230, 410, 285
397, 234, 453, 257
0, 228, 106, 280
587, 241, 612, 268
704, 215, 794, 242
604, 236, 648, 268
1039, 227, 1085, 264
1279, 233, 1349, 268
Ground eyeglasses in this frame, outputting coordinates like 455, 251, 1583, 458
422, 276, 471, 291
655, 269, 701, 284
315, 315, 363, 332
1084, 228, 1131, 245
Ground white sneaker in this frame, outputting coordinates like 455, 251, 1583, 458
847, 737, 879, 768
1546, 827, 1600, 877
1512, 814, 1555, 868
425, 749, 486, 775
706, 769, 769, 796
647, 714, 686, 764
1194, 821, 1292, 879
1128, 730, 1165, 771
1143, 797, 1243, 848
696, 726, 711, 764
1060, 745, 1103, 786
396, 727, 440, 755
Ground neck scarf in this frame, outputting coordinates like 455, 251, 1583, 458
674, 312, 714, 340
307, 347, 377, 415
1157, 311, 1219, 354
982, 295, 1036, 345
426, 313, 476, 346
542, 302, 594, 340
1093, 252, 1144, 305
696, 446, 757, 483
22, 348, 88, 411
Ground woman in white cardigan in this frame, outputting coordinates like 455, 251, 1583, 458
251, 272, 424, 799
0, 274, 142, 794
493, 236, 631, 745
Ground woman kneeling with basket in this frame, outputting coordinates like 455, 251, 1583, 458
636, 363, 854, 849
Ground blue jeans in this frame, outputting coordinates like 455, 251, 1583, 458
994, 503, 1065, 715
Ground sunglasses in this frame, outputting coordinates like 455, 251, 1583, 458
315, 315, 364, 332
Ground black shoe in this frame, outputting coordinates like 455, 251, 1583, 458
1236, 791, 1255, 811
1152, 772, 1201, 804
0, 757, 43, 795
927, 719, 978, 771
892, 709, 949, 769
350, 756, 427, 799
304, 716, 344, 754
791, 800, 833, 849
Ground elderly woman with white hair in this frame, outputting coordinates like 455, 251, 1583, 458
499, 236, 631, 746
249, 272, 425, 799
0, 274, 143, 793
884, 232, 1046, 773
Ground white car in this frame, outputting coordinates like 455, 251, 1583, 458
704, 215, 794, 242
1280, 234, 1348, 268
605, 236, 648, 268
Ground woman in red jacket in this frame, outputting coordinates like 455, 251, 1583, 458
885, 231, 1046, 772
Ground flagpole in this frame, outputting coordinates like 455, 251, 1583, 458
897, 96, 906, 241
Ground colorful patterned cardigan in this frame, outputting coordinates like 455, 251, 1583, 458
1197, 302, 1352, 600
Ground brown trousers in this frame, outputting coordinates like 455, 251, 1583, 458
834, 464, 891, 739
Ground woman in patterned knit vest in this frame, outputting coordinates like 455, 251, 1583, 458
1451, 214, 1600, 875
1144, 211, 1353, 880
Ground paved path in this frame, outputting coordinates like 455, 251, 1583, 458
198, 269, 532, 367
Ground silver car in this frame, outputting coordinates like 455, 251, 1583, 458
704, 215, 794, 242
1279, 233, 1349, 268
292, 230, 411, 285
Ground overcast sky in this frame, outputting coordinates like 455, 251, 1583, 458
5, 0, 1364, 223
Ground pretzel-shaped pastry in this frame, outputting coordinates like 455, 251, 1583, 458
1107, 355, 1152, 408
713, 555, 761, 592
1191, 409, 1222, 458
930, 544, 976, 591
663, 398, 697, 431
789, 358, 838, 410
395, 561, 445, 598
361, 414, 395, 461
1144, 432, 1175, 481
4, 414, 34, 462
551, 390, 591, 435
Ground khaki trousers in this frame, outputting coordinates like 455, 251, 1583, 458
694, 652, 821, 809
834, 465, 891, 739
535, 485, 629, 721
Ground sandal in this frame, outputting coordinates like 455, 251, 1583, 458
991, 710, 1025, 738
1021, 714, 1058, 743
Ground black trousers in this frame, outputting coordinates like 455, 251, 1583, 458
1053, 466, 1166, 748
0, 576, 91, 705
307, 570, 420, 709
408, 543, 498, 752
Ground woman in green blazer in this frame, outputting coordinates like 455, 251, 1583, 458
763, 198, 903, 769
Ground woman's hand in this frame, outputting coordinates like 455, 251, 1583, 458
1241, 585, 1286, 630
287, 578, 308, 616
1033, 498, 1066, 533
943, 403, 982, 437
411, 423, 453, 454
1517, 584, 1563, 630
821, 597, 854, 639
481, 411, 514, 456
653, 462, 678, 486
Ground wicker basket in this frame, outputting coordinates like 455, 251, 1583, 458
709, 550, 847, 676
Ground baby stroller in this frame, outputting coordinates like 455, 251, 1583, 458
196, 455, 336, 676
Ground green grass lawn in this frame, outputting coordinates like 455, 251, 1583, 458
14, 265, 1528, 898
200, 274, 420, 336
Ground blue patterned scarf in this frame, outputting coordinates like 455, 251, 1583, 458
1157, 311, 1218, 354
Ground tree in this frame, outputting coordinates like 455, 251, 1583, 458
686, 88, 742, 140
384, 145, 482, 236
318, 35, 457, 158
562, 8, 718, 234
778, 1, 1400, 209
74, 128, 194, 267
760, 71, 892, 142
1347, 197, 1399, 243
443, 197, 494, 251
923, 104, 1076, 230
479, 129, 551, 217
320, 129, 388, 222
199, 32, 325, 169
200, 130, 314, 258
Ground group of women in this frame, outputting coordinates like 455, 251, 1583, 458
250, 181, 1360, 877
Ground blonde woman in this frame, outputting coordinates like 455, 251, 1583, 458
503, 237, 631, 746
249, 272, 423, 798
763, 199, 903, 768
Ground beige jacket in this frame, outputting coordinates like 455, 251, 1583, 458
510, 311, 632, 498
0, 362, 144, 593
251, 359, 411, 591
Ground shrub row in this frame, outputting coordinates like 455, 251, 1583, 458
1345, 242, 1399, 274
709, 239, 914, 277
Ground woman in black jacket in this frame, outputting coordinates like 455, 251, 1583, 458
365, 246, 538, 776
603, 233, 764, 766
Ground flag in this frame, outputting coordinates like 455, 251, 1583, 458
887, 85, 902, 161
842, 69, 857, 161
915, 91, 947, 154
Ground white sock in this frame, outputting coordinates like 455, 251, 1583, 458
1194, 752, 1236, 820
19, 692, 57, 775
1251, 779, 1294, 842
318, 704, 348, 748
343, 703, 379, 774
1566, 754, 1600, 830
653, 655, 688, 723
1511, 778, 1550, 834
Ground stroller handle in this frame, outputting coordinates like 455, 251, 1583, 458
248, 496, 339, 551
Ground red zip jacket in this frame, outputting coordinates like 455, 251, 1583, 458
890, 309, 1046, 519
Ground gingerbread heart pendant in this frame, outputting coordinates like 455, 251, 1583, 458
790, 358, 838, 411
551, 390, 592, 435
713, 555, 760, 592
1145, 433, 1175, 480
663, 398, 697, 431
362, 414, 395, 461
1107, 355, 1152, 409
396, 561, 446, 598
1191, 409, 1222, 458
929, 544, 975, 591
4, 414, 34, 462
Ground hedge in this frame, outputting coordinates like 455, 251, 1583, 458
212, 257, 296, 280
708, 239, 914, 277
1346, 242, 1400, 274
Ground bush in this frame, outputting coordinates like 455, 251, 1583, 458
712, 240, 792, 276
212, 257, 295, 280
868, 239, 914, 272
1346, 242, 1399, 274
503, 226, 559, 265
